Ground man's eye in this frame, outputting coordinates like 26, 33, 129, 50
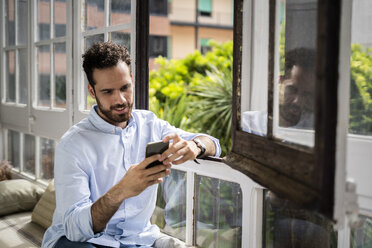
102, 90, 112, 94
120, 85, 130, 91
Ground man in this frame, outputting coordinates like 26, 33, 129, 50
241, 47, 316, 135
42, 42, 220, 248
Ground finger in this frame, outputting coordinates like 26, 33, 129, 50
147, 168, 171, 182
172, 153, 192, 165
164, 146, 189, 164
139, 154, 161, 169
144, 163, 171, 176
162, 133, 181, 143
160, 140, 187, 161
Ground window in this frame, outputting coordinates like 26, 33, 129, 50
199, 0, 212, 17
150, 0, 167, 16
149, 35, 167, 58
227, 0, 344, 219
200, 38, 212, 54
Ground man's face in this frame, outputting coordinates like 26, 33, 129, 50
279, 65, 315, 128
88, 61, 134, 128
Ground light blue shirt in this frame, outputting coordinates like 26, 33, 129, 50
42, 106, 220, 248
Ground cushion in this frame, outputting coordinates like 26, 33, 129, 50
31, 180, 56, 229
0, 179, 44, 216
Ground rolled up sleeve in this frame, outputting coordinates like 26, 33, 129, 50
54, 145, 99, 242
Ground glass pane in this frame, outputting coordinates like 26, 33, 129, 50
37, 45, 51, 107
195, 175, 242, 248
272, 0, 317, 147
40, 138, 55, 180
351, 215, 372, 248
54, 0, 67, 37
349, 0, 372, 136
17, 0, 28, 45
54, 43, 67, 108
5, 0, 16, 46
7, 130, 20, 170
240, 0, 269, 136
37, 0, 51, 41
24, 134, 36, 176
6, 50, 16, 103
84, 0, 105, 31
152, 169, 186, 241
84, 34, 105, 51
19, 48, 28, 104
263, 190, 337, 248
110, 0, 131, 26
110, 30, 131, 51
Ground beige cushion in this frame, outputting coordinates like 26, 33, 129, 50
31, 180, 56, 229
0, 179, 44, 216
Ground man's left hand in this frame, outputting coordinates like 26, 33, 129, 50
159, 133, 200, 165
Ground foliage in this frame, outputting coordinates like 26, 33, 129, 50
350, 44, 372, 135
149, 40, 233, 156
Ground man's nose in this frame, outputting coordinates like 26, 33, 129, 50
113, 91, 126, 104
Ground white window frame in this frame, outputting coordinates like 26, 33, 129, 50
173, 159, 263, 248
73, 0, 137, 123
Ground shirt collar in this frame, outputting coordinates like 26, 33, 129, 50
88, 105, 135, 134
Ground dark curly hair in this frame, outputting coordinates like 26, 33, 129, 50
284, 47, 315, 79
82, 41, 131, 87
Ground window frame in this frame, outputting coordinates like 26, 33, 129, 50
226, 0, 343, 218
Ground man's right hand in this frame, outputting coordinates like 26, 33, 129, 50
118, 154, 171, 200
91, 154, 171, 233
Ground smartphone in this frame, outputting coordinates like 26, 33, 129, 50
145, 141, 169, 169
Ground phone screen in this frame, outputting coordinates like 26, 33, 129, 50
145, 141, 169, 168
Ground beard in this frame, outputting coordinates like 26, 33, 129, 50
95, 96, 133, 126
279, 103, 302, 127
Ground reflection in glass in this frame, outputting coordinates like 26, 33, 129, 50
110, 31, 131, 51
153, 170, 186, 241
5, 0, 15, 46
7, 130, 20, 170
85, 34, 105, 51
54, 0, 67, 37
38, 0, 51, 41
41, 138, 55, 180
351, 215, 372, 248
263, 190, 337, 248
110, 0, 131, 26
17, 0, 28, 45
196, 175, 242, 248
24, 134, 36, 176
349, 1, 372, 136
84, 0, 105, 31
37, 45, 51, 107
19, 48, 28, 104
6, 51, 16, 103
54, 43, 67, 108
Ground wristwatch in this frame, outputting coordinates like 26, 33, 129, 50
193, 138, 206, 159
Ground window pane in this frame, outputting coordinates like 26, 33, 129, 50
54, 0, 67, 37
110, 0, 131, 26
40, 138, 55, 180
349, 0, 372, 136
17, 0, 28, 45
24, 134, 36, 176
195, 175, 242, 248
110, 30, 131, 51
54, 43, 66, 108
263, 190, 337, 248
84, 0, 105, 31
149, 36, 168, 58
7, 130, 20, 170
153, 170, 186, 241
273, 0, 317, 147
150, 0, 167, 16
84, 34, 105, 51
23, 134, 35, 175
19, 48, 28, 104
5, 0, 16, 46
37, 0, 51, 41
37, 45, 51, 107
6, 50, 16, 103
351, 215, 372, 248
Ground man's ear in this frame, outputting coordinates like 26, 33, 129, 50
88, 84, 96, 99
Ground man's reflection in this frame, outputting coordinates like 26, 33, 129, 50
279, 48, 316, 129
241, 47, 316, 135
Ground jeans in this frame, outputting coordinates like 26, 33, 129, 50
54, 236, 152, 248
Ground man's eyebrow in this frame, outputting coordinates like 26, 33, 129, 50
99, 88, 113, 92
